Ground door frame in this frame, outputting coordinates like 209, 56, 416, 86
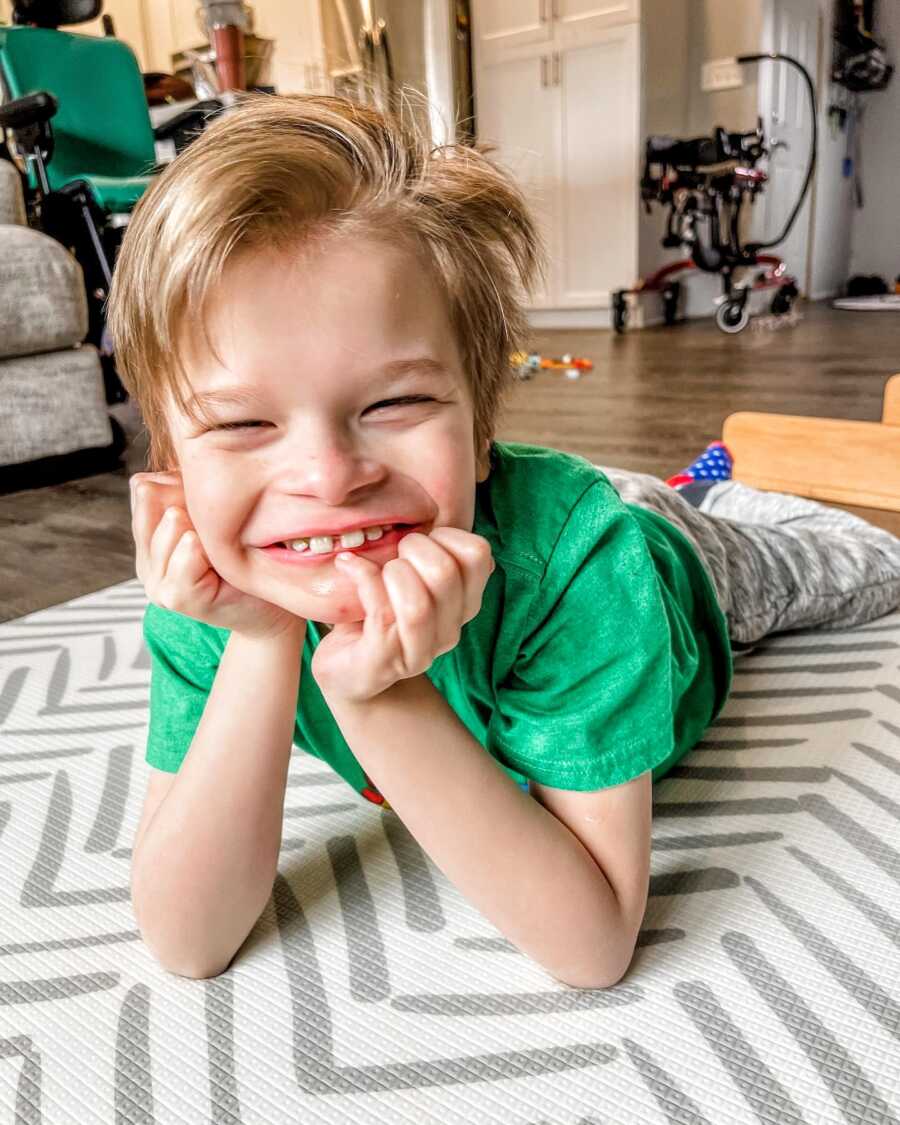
758, 0, 823, 297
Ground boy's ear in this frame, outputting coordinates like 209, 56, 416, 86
476, 439, 492, 483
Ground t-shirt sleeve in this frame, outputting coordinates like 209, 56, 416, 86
142, 603, 226, 773
485, 479, 675, 791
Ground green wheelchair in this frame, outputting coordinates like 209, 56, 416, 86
0, 0, 224, 403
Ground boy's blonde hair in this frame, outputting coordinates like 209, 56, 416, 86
107, 93, 543, 472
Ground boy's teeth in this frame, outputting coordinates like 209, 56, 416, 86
286, 524, 394, 553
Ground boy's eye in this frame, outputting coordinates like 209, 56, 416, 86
366, 396, 434, 413
210, 397, 435, 431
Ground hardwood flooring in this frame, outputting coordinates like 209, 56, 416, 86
1, 300, 897, 623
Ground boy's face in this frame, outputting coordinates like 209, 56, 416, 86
163, 232, 490, 627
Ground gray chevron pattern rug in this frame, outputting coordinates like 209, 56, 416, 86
1, 579, 899, 1124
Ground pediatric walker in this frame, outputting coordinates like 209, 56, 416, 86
613, 52, 818, 335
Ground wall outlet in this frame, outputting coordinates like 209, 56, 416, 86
701, 57, 744, 92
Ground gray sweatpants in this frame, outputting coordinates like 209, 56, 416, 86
595, 467, 900, 648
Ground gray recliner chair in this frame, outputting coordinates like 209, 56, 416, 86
0, 158, 119, 483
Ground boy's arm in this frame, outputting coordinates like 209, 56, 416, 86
325, 674, 651, 989
130, 622, 306, 979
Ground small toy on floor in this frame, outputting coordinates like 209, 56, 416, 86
511, 351, 594, 381
666, 440, 733, 489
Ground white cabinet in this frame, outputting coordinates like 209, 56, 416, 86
473, 1, 554, 50
474, 52, 558, 306
471, 0, 640, 318
554, 0, 640, 43
555, 24, 639, 306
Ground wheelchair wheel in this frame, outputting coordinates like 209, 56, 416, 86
715, 298, 750, 334
612, 290, 628, 333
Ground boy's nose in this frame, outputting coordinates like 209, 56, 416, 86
274, 444, 387, 504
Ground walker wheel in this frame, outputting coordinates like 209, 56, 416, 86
612, 290, 628, 333
715, 299, 750, 334
770, 281, 798, 316
662, 281, 681, 326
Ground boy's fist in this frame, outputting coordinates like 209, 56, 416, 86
129, 471, 304, 641
310, 526, 495, 703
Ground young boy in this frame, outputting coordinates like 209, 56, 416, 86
109, 94, 900, 988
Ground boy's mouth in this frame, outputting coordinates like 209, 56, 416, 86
258, 523, 422, 564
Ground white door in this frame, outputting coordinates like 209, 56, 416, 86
757, 0, 820, 293
555, 22, 639, 305
474, 48, 558, 306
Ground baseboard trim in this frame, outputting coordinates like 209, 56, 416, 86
526, 308, 612, 330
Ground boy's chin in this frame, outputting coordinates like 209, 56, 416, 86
261, 589, 365, 627
306, 606, 367, 627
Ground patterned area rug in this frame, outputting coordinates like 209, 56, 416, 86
1, 580, 899, 1124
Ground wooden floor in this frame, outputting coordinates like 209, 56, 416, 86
1, 300, 898, 623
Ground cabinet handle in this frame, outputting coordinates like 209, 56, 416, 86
539, 0, 548, 22
540, 55, 549, 87
552, 51, 561, 86
551, 0, 559, 19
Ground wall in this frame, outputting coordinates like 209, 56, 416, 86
68, 0, 150, 67
848, 0, 900, 284
637, 0, 690, 279
686, 0, 764, 133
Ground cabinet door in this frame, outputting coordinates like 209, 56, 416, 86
474, 51, 559, 307
555, 0, 640, 44
555, 22, 639, 305
470, 0, 553, 60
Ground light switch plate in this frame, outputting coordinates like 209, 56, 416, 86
701, 57, 744, 91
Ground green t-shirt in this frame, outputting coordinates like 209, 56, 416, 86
142, 440, 732, 794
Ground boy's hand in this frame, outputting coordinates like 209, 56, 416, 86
130, 471, 305, 641
311, 527, 494, 703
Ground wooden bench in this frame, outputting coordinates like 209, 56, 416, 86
723, 374, 900, 536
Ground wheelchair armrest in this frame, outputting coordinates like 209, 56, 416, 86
0, 91, 59, 131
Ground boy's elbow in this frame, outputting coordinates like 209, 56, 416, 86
549, 930, 639, 990
131, 879, 236, 980
136, 914, 234, 980
174, 962, 231, 981
155, 948, 232, 980
552, 961, 630, 991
